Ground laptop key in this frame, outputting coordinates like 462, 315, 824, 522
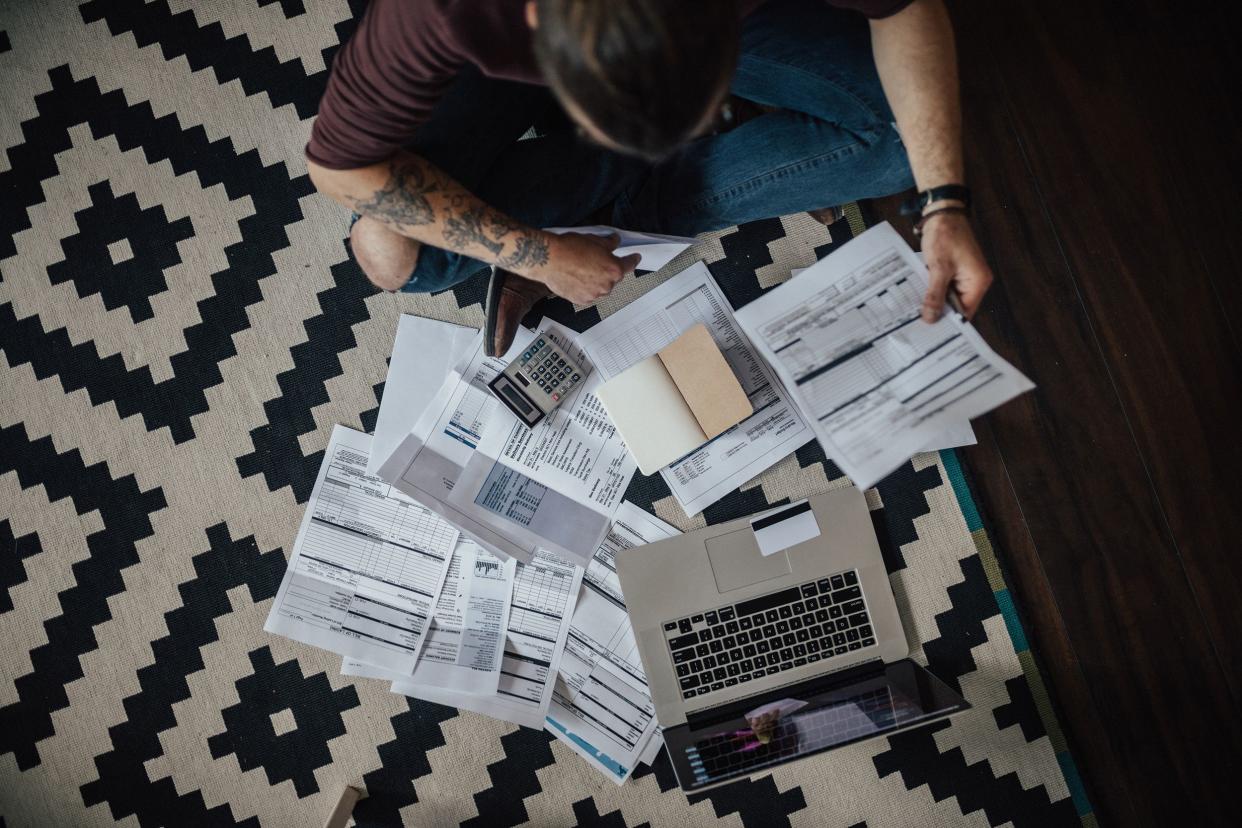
815, 609, 830, 623
713, 667, 727, 681
793, 658, 808, 667
809, 624, 823, 637
789, 616, 803, 631
739, 672, 753, 683
807, 639, 821, 653
776, 621, 790, 635
702, 655, 717, 668
725, 678, 738, 687
739, 615, 753, 630
808, 653, 821, 663
711, 682, 725, 691
765, 609, 780, 623
725, 620, 739, 634
735, 631, 749, 645
667, 632, 697, 650
678, 618, 693, 633
766, 666, 780, 675
679, 675, 699, 690
663, 621, 679, 632
816, 578, 832, 593
721, 636, 736, 649
691, 614, 704, 624
834, 645, 848, 655
844, 570, 858, 586
832, 586, 862, 604
762, 624, 777, 638
696, 644, 710, 658
743, 644, 757, 658
801, 584, 817, 598
841, 599, 866, 615
690, 659, 704, 672
796, 629, 810, 643
719, 608, 735, 621
833, 632, 847, 646
848, 641, 861, 651
829, 605, 843, 619
752, 671, 765, 681
740, 659, 754, 672
849, 612, 869, 627
673, 649, 694, 664
793, 644, 807, 657
779, 648, 794, 662
705, 610, 718, 625
792, 601, 805, 614
717, 651, 731, 666
726, 663, 741, 677
846, 629, 860, 642
830, 574, 845, 590
783, 633, 797, 647
778, 606, 793, 619
756, 639, 771, 654
861, 637, 876, 647
753, 655, 766, 668
677, 663, 691, 677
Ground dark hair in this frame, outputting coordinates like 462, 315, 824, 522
532, 0, 740, 161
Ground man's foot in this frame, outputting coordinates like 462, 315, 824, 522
808, 205, 846, 226
484, 267, 553, 357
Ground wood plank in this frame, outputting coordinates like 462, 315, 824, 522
946, 1, 1242, 823
975, 0, 1242, 708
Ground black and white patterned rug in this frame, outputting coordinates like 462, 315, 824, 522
1, 1, 1095, 825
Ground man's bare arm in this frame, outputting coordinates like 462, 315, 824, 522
870, 0, 993, 320
308, 151, 638, 302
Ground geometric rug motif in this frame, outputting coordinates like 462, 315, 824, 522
1, 1, 1093, 825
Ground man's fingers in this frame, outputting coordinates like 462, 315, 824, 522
619, 252, 641, 274
922, 262, 950, 323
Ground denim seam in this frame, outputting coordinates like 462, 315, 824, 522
734, 53, 886, 127
686, 138, 867, 212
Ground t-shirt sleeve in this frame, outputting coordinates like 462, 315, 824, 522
306, 0, 464, 170
828, 0, 916, 19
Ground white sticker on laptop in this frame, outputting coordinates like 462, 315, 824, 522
749, 500, 821, 557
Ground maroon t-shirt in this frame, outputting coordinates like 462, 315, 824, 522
307, 0, 913, 170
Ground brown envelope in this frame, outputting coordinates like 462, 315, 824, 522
658, 324, 753, 439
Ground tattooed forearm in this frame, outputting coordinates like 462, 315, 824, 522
353, 159, 441, 229
350, 152, 550, 274
497, 232, 550, 270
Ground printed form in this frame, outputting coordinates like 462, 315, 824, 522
736, 222, 1034, 488
380, 324, 634, 568
265, 426, 458, 674
577, 262, 813, 515
404, 539, 514, 694
546, 502, 678, 784
454, 320, 636, 567
345, 548, 584, 729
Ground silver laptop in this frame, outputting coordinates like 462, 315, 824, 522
617, 487, 969, 791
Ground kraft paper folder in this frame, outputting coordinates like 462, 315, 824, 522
596, 324, 753, 474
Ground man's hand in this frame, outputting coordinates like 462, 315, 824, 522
919, 211, 993, 321
531, 232, 641, 305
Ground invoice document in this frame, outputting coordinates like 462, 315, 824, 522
344, 548, 584, 729
545, 502, 678, 784
367, 314, 476, 476
265, 426, 458, 674
736, 222, 1034, 488
450, 320, 637, 568
576, 261, 814, 515
544, 225, 696, 273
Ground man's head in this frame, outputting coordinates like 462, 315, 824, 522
529, 0, 740, 162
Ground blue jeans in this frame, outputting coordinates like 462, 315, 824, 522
387, 0, 914, 293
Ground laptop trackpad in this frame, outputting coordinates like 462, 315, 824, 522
706, 528, 792, 594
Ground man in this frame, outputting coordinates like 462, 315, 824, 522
307, 0, 993, 356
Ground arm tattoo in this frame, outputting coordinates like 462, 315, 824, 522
357, 156, 550, 270
354, 159, 440, 229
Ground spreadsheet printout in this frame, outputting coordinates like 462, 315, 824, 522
265, 426, 458, 674
345, 548, 584, 729
576, 262, 814, 516
545, 502, 679, 784
736, 222, 1034, 488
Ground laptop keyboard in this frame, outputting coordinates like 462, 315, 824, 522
662, 570, 875, 700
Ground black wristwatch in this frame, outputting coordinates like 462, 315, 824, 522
900, 184, 971, 216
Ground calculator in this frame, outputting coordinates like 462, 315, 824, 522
488, 334, 588, 427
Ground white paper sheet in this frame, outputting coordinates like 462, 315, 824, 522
377, 330, 544, 564
544, 225, 696, 272
576, 262, 814, 516
452, 320, 637, 567
403, 539, 515, 695
265, 426, 458, 673
368, 315, 477, 476
545, 502, 678, 784
346, 549, 584, 728
737, 223, 1034, 488
790, 266, 976, 452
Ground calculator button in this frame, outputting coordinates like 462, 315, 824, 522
551, 392, 560, 401
572, 373, 580, 381
550, 380, 559, 388
537, 338, 544, 346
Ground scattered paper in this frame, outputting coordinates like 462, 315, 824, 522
545, 502, 678, 784
450, 320, 637, 568
403, 539, 515, 695
577, 262, 814, 516
738, 223, 1033, 488
545, 225, 696, 272
265, 426, 458, 674
368, 315, 477, 476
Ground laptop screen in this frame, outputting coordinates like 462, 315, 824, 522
667, 660, 967, 790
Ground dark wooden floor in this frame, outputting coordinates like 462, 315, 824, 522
941, 0, 1242, 824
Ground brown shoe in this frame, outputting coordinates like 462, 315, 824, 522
484, 266, 553, 357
